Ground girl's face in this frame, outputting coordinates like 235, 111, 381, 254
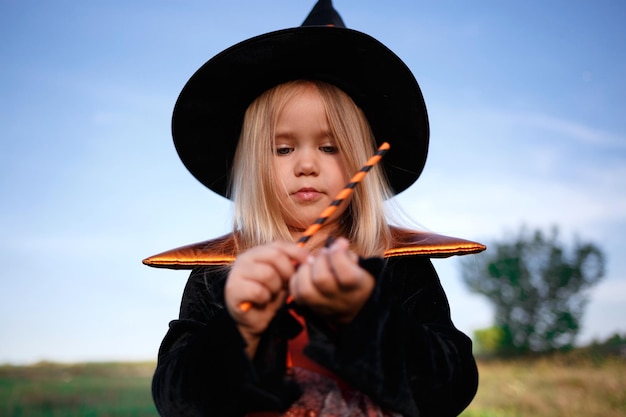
273, 84, 350, 233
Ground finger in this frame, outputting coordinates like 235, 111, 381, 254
227, 285, 272, 319
257, 242, 309, 280
240, 280, 275, 307
289, 257, 312, 301
327, 238, 362, 289
235, 260, 285, 294
292, 254, 335, 303
273, 241, 310, 265
233, 243, 309, 314
239, 243, 305, 284
309, 248, 341, 296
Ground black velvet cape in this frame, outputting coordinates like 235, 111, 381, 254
152, 255, 478, 417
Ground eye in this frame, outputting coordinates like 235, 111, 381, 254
320, 145, 339, 154
276, 147, 293, 155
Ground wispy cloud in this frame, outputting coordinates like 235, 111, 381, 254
513, 112, 626, 148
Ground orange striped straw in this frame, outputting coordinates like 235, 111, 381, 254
294, 141, 390, 247
239, 141, 390, 312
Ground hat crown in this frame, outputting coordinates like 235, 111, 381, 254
302, 0, 346, 27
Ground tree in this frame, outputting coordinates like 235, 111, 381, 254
460, 225, 605, 355
472, 326, 506, 357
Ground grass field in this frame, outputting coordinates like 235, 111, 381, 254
0, 361, 157, 417
461, 354, 626, 417
1, 355, 624, 417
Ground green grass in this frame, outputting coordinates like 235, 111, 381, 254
0, 361, 158, 417
2, 354, 625, 417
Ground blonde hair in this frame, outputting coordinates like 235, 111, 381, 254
229, 80, 392, 257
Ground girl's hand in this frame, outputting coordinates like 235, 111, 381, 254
225, 241, 308, 357
289, 237, 375, 324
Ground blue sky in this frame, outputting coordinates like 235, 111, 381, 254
1, 0, 624, 364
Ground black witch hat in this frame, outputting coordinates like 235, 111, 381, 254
172, 0, 429, 197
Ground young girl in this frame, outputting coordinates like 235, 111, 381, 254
146, 1, 485, 416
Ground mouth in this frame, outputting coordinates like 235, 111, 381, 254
291, 187, 323, 202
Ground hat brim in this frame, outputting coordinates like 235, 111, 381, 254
173, 26, 429, 197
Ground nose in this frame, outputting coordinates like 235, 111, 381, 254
295, 148, 319, 176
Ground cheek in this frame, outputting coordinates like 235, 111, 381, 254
271, 160, 288, 187
274, 157, 294, 178
334, 160, 350, 187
